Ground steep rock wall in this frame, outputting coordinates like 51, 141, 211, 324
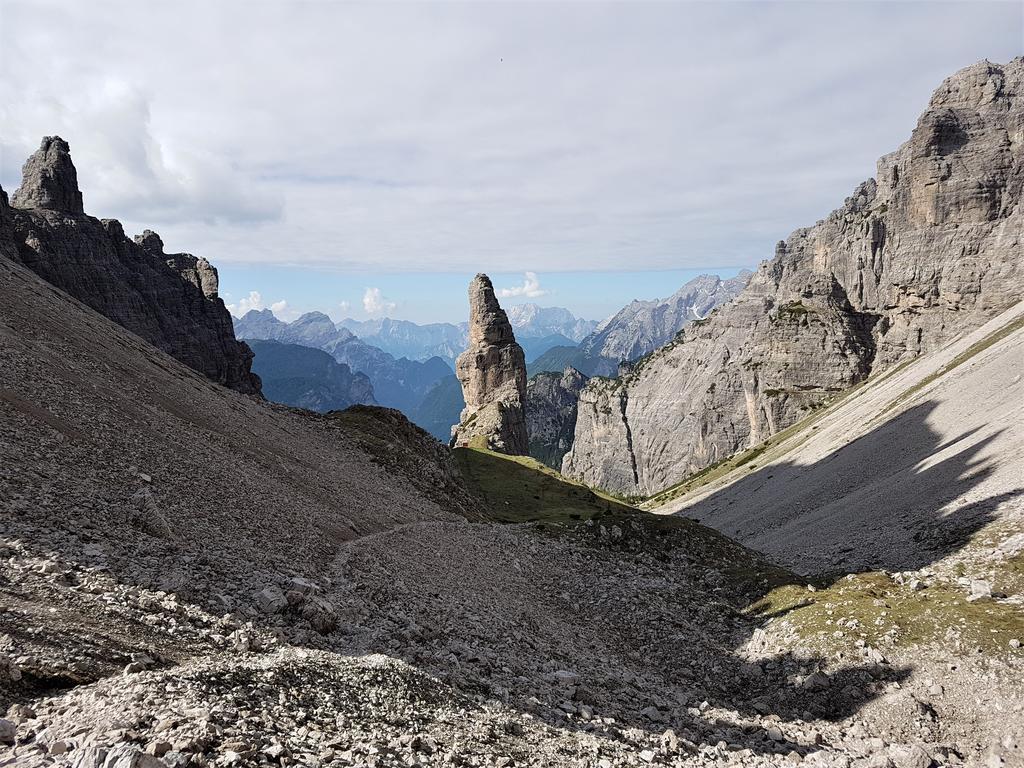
564, 59, 1024, 496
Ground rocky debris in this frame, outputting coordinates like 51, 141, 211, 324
451, 274, 529, 454
1, 137, 261, 396
564, 58, 1024, 497
525, 366, 589, 469
4, 511, 1022, 768
9, 136, 84, 214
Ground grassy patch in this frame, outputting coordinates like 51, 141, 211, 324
751, 572, 1024, 657
452, 441, 796, 598
453, 438, 636, 525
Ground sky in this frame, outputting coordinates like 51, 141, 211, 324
0, 1, 1021, 324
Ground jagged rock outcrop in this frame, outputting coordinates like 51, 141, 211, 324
451, 274, 528, 454
9, 136, 84, 214
564, 58, 1024, 496
525, 367, 588, 469
1, 136, 261, 395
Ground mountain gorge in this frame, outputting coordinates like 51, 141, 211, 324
564, 58, 1024, 497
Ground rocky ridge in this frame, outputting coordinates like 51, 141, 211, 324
581, 272, 752, 363
527, 273, 748, 379
564, 58, 1024, 496
1, 137, 260, 395
451, 274, 529, 454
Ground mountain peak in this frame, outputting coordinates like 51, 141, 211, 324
134, 229, 165, 256
11, 135, 84, 214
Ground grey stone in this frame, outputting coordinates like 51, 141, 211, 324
889, 744, 932, 768
10, 136, 84, 213
525, 366, 588, 469
3, 137, 261, 395
256, 585, 288, 614
451, 274, 528, 454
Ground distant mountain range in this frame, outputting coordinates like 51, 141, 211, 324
528, 273, 750, 376
235, 280, 749, 438
337, 303, 596, 366
337, 317, 467, 366
234, 310, 452, 416
249, 339, 376, 412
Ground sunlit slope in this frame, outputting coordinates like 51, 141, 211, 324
653, 301, 1024, 578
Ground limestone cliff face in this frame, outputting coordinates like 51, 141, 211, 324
451, 274, 528, 454
525, 367, 588, 469
564, 58, 1024, 496
1, 137, 261, 395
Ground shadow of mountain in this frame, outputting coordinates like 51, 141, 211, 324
3, 396, 1014, 761
675, 400, 1019, 576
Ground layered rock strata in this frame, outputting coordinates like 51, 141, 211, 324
1, 136, 260, 395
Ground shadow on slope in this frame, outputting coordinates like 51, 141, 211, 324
440, 442, 918, 757
676, 400, 1020, 576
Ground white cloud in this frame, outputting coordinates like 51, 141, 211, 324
338, 300, 352, 314
226, 290, 265, 316
498, 272, 548, 299
363, 287, 396, 316
269, 299, 299, 321
0, 2, 1019, 274
226, 291, 293, 319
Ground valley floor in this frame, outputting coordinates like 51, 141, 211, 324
4, 513, 1022, 768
